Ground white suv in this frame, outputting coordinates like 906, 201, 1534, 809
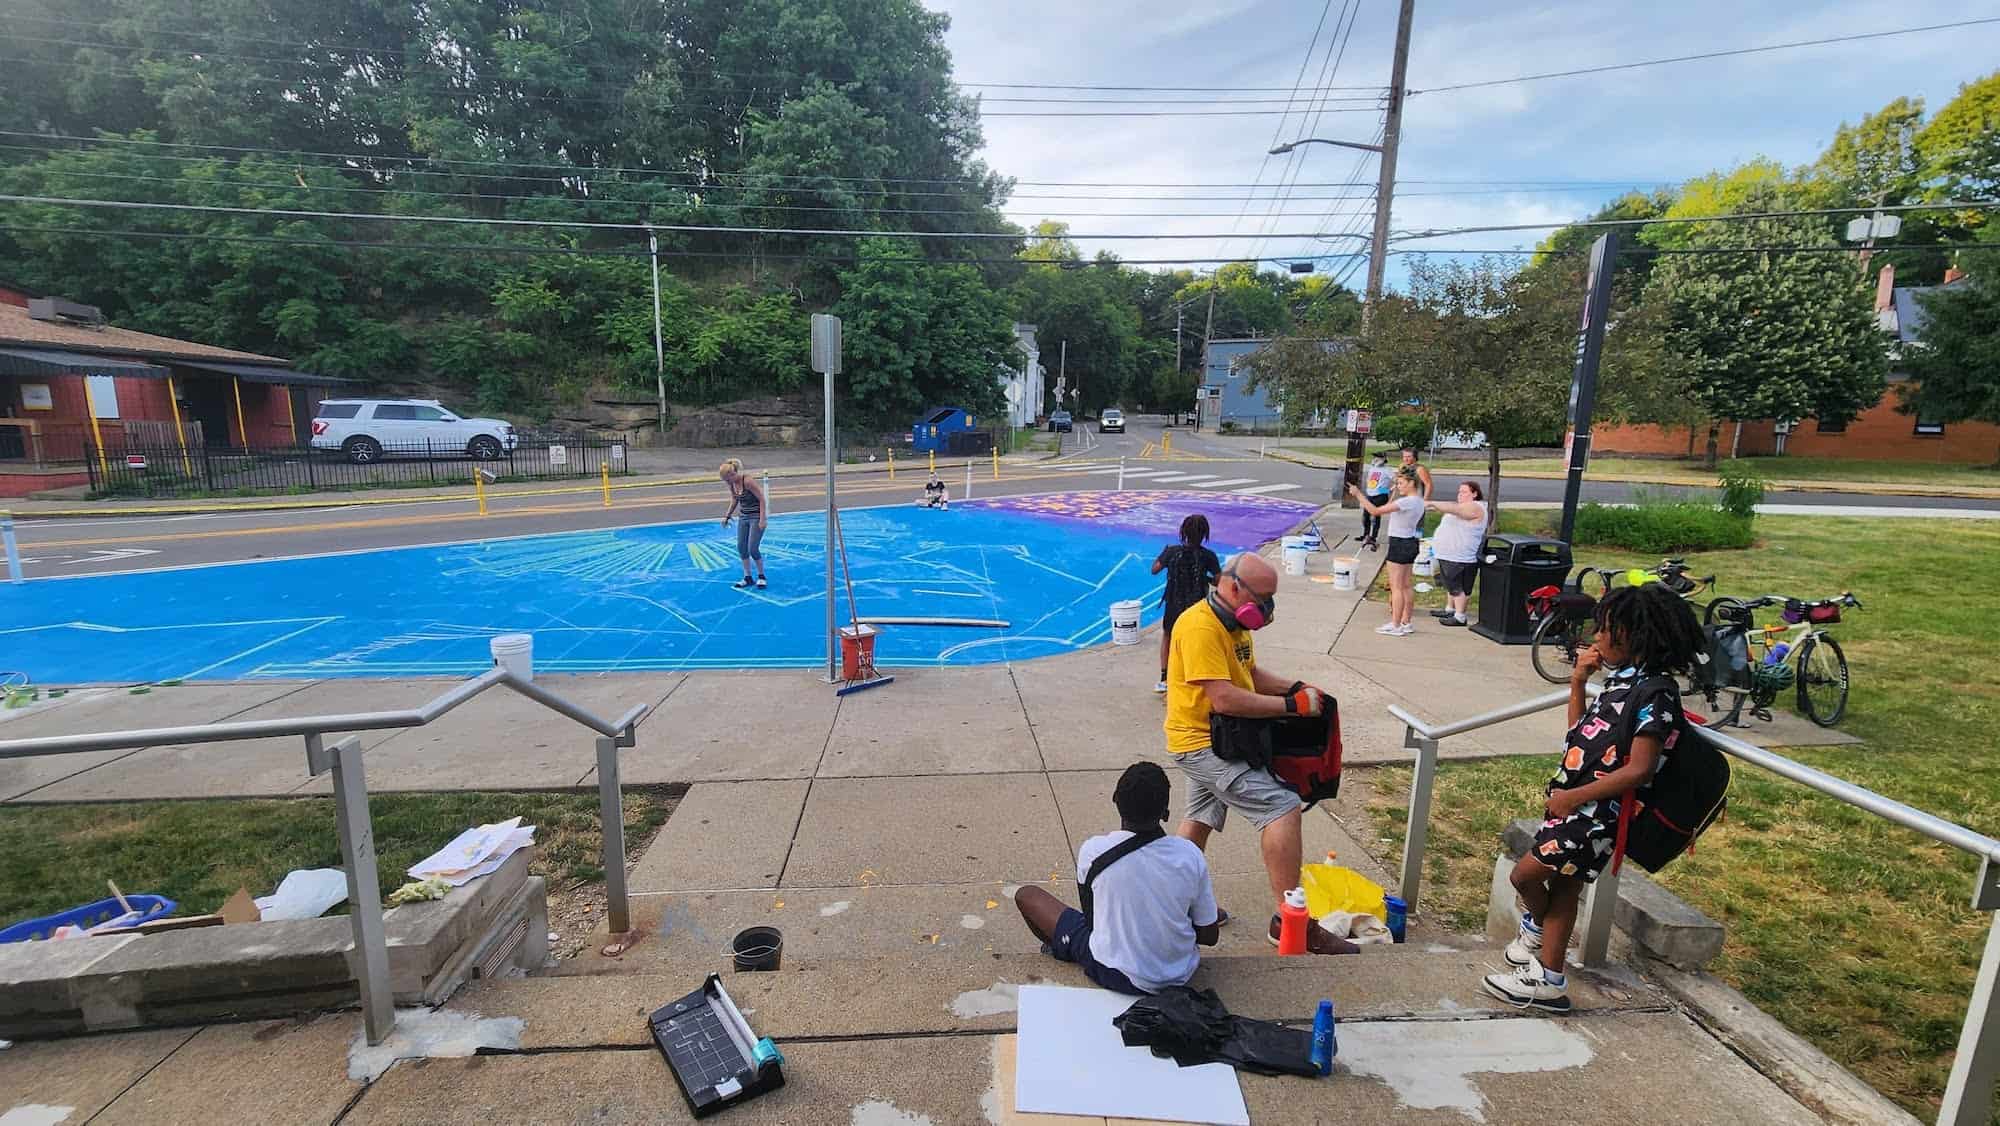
310, 399, 518, 464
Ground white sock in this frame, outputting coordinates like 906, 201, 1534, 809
1520, 912, 1542, 936
1542, 967, 1566, 987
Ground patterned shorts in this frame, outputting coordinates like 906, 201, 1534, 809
1529, 807, 1621, 882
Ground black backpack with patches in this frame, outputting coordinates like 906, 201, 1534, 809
1614, 676, 1730, 874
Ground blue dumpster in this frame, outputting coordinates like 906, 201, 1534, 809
911, 407, 983, 454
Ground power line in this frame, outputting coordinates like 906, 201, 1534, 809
1409, 16, 2000, 95
1399, 200, 2000, 241
1233, 0, 1340, 243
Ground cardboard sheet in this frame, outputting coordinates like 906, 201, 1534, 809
1014, 985, 1248, 1126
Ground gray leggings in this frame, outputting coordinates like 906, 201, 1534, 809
737, 518, 765, 565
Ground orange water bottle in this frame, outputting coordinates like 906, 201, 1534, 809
1278, 887, 1309, 955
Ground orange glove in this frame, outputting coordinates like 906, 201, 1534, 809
1284, 684, 1324, 717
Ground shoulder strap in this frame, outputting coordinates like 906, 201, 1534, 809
1080, 828, 1166, 925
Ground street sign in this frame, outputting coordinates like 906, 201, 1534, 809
125, 454, 147, 470
810, 313, 842, 375
611, 444, 625, 461
548, 445, 568, 467
1343, 409, 1373, 435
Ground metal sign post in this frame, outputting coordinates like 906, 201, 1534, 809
1559, 232, 1620, 544
1, 511, 22, 583
811, 314, 843, 682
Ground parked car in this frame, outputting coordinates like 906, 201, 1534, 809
310, 399, 518, 464
1100, 408, 1125, 433
1049, 410, 1073, 433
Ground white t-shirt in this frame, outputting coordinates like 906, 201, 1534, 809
1361, 463, 1396, 495
1385, 495, 1427, 540
1432, 501, 1489, 562
1076, 830, 1219, 994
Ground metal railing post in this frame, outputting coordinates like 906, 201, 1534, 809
596, 734, 630, 936
308, 733, 393, 1046
1579, 861, 1621, 967
1, 512, 22, 584
1399, 729, 1440, 913
1118, 456, 1126, 491
1942, 912, 2000, 1125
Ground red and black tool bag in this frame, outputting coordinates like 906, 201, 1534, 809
1208, 699, 1343, 810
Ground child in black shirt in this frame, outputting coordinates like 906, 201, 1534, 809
1484, 582, 1704, 1012
1149, 514, 1221, 693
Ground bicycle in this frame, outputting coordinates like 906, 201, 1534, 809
1526, 559, 1715, 685
1695, 592, 1861, 728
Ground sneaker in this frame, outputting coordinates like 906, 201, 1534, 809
1441, 615, 1467, 628
1368, 540, 1380, 552
1154, 680, 1169, 694
755, 577, 768, 589
1504, 928, 1544, 968
733, 578, 754, 589
1267, 914, 1361, 956
1482, 967, 1571, 1013
1430, 608, 1455, 619
1374, 622, 1400, 635
1393, 623, 1415, 636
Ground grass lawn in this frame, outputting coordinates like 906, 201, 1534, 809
0, 789, 675, 927
1380, 453, 2000, 491
1350, 512, 2000, 1119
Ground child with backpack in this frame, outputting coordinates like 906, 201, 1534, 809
1485, 582, 1711, 1013
1150, 514, 1222, 693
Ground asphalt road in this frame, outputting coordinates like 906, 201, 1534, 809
9, 417, 1991, 578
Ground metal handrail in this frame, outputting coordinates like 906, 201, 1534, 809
0, 641, 651, 1052
1388, 686, 2000, 1126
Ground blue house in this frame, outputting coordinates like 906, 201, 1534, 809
1198, 337, 1349, 431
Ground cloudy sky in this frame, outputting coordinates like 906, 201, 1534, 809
929, 0, 1998, 291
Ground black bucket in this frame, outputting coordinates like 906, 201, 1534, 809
732, 926, 783, 971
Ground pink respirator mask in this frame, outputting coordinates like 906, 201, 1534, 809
1212, 569, 1276, 631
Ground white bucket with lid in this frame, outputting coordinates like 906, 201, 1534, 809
1412, 538, 1436, 577
1332, 556, 1357, 591
490, 633, 534, 681
1109, 600, 1143, 645
1281, 536, 1308, 576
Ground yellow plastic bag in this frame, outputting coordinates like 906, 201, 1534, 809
1300, 863, 1386, 923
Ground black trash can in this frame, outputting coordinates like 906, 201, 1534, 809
1471, 534, 1573, 645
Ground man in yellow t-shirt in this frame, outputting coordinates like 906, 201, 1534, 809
1166, 551, 1352, 954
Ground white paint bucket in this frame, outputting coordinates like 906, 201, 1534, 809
490, 633, 534, 681
1281, 536, 1308, 576
1301, 530, 1324, 552
1413, 538, 1436, 578
1332, 556, 1357, 591
1109, 600, 1143, 645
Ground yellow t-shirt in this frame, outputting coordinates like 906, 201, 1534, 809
1164, 598, 1257, 755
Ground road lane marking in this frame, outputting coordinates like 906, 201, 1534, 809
1189, 478, 1260, 488
1233, 483, 1302, 495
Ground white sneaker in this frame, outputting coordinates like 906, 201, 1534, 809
1505, 928, 1544, 968
1154, 680, 1169, 694
1374, 622, 1399, 635
1482, 967, 1571, 1013
1393, 623, 1415, 636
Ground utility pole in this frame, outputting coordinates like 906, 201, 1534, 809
1339, 0, 1415, 508
648, 232, 667, 435
1199, 284, 1216, 431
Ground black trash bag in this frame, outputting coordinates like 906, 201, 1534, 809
1113, 986, 1317, 1078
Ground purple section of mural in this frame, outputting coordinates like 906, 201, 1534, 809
966, 490, 1316, 551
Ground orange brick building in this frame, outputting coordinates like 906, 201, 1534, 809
1594, 266, 1999, 465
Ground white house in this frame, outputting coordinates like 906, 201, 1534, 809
1001, 322, 1044, 429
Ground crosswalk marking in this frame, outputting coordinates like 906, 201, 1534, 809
1117, 469, 1177, 479
1048, 462, 1113, 472
1232, 482, 1302, 495
1145, 472, 1218, 483
1190, 477, 1259, 488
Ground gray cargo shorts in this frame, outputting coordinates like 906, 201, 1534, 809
1173, 747, 1302, 832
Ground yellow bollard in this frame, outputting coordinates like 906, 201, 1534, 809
473, 469, 488, 516
928, 449, 935, 475
992, 445, 999, 479
1163, 432, 1172, 458
888, 448, 895, 479
601, 461, 612, 507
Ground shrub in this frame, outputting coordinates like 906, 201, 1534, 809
1367, 413, 1432, 449
1716, 461, 1767, 519
1571, 501, 1753, 553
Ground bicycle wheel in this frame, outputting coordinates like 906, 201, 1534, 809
1795, 635, 1849, 727
1704, 596, 1749, 626
1530, 613, 1596, 685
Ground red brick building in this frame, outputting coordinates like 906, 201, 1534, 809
0, 283, 351, 495
1594, 266, 1999, 465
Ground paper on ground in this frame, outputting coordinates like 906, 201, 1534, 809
408, 817, 536, 887
1014, 984, 1249, 1126
255, 868, 349, 920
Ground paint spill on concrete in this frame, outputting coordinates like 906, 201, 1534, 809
347, 1008, 526, 1082
850, 1100, 934, 1125
0, 1107, 74, 1126
820, 900, 852, 917
959, 913, 986, 930
1334, 1018, 1594, 1122
1425, 943, 1458, 954
950, 982, 1019, 1019
1435, 998, 1465, 1011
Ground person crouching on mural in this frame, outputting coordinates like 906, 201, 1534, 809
917, 473, 950, 510
1150, 514, 1221, 694
718, 458, 768, 590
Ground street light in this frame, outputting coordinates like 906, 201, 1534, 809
1269, 137, 1385, 156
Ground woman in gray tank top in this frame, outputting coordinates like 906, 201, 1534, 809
719, 458, 768, 589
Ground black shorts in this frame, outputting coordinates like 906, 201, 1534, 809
1385, 536, 1420, 565
1048, 908, 1148, 995
1163, 599, 1195, 637
1440, 559, 1477, 596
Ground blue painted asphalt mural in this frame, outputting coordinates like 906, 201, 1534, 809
0, 491, 1316, 683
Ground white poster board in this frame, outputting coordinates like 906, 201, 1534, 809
85, 374, 120, 419
1015, 985, 1248, 1125
20, 383, 52, 410
548, 444, 568, 466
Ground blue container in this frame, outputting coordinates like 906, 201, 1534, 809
1310, 999, 1336, 1075
0, 895, 177, 943
1382, 895, 1407, 943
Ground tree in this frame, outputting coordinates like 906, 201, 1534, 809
1808, 97, 1926, 209
1008, 256, 1140, 415
1646, 210, 1888, 465
834, 238, 1014, 424
1917, 71, 2000, 206
1900, 271, 2000, 463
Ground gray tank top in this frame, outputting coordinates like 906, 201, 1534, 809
736, 480, 761, 516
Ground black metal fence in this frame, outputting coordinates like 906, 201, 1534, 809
83, 438, 632, 498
